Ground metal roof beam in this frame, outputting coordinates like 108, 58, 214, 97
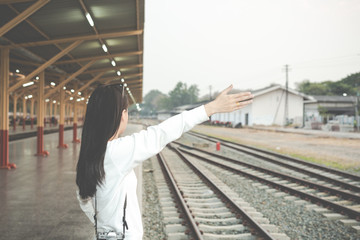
54, 50, 142, 65
82, 64, 143, 75
9, 40, 83, 92
0, 0, 35, 4
44, 59, 96, 98
74, 72, 105, 96
4, 30, 143, 48
104, 73, 142, 84
0, 0, 50, 37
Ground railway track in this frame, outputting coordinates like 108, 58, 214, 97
153, 145, 290, 239
187, 131, 360, 194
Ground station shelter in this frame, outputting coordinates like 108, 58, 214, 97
0, 0, 145, 169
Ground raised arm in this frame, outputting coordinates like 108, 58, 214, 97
110, 85, 253, 174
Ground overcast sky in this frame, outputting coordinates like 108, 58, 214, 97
143, 0, 360, 98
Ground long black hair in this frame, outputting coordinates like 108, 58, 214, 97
76, 84, 128, 199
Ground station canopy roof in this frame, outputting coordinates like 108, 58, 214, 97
0, 0, 144, 104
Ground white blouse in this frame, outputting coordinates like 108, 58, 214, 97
77, 105, 209, 239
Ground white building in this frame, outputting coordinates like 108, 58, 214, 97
211, 85, 310, 127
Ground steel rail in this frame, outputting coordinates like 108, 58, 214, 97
156, 152, 204, 240
190, 131, 360, 181
176, 145, 360, 220
188, 131, 360, 192
174, 142, 360, 202
168, 144, 276, 240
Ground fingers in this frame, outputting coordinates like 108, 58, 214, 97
219, 84, 233, 96
235, 98, 253, 109
233, 92, 252, 100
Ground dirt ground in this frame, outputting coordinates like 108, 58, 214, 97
193, 125, 360, 174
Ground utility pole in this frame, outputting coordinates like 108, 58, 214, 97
355, 83, 359, 132
283, 65, 290, 126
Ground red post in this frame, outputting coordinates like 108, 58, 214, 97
58, 85, 68, 148
58, 124, 68, 148
0, 48, 16, 169
35, 72, 49, 156
216, 142, 221, 151
22, 97, 26, 130
72, 101, 80, 143
73, 122, 80, 143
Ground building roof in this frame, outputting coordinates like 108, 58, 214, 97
308, 95, 356, 103
252, 84, 311, 100
1, 0, 144, 103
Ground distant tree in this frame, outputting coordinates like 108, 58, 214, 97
296, 71, 360, 96
296, 80, 329, 95
143, 90, 167, 111
167, 82, 199, 108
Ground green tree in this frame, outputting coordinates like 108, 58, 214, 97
168, 82, 199, 108
296, 80, 329, 95
296, 71, 360, 96
144, 90, 166, 111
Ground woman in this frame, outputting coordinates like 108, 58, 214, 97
76, 84, 253, 239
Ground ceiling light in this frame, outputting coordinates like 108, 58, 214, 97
50, 82, 56, 86
78, 92, 81, 95
126, 87, 129, 91
111, 60, 116, 66
121, 78, 124, 83
102, 44, 108, 53
35, 76, 39, 80
25, 96, 28, 100
71, 89, 75, 93
45, 99, 50, 102
63, 86, 66, 90
53, 100, 56, 104
16, 69, 20, 73
85, 12, 94, 27
23, 81, 34, 87
117, 71, 121, 76
28, 95, 33, 99
77, 99, 81, 102
70, 97, 73, 100
124, 83, 127, 87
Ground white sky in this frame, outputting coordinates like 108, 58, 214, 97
143, 0, 360, 98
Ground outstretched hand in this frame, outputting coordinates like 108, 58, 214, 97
204, 85, 253, 117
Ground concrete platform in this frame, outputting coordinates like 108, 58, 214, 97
9, 124, 77, 141
0, 124, 143, 240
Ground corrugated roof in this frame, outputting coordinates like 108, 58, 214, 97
309, 95, 356, 103
1, 0, 144, 103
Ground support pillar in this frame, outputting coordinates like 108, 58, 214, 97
0, 48, 15, 169
35, 71, 48, 156
30, 98, 34, 129
72, 100, 80, 143
49, 100, 53, 127
65, 103, 69, 125
22, 97, 27, 130
44, 101, 47, 127
13, 94, 18, 131
58, 86, 68, 148
54, 102, 58, 126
